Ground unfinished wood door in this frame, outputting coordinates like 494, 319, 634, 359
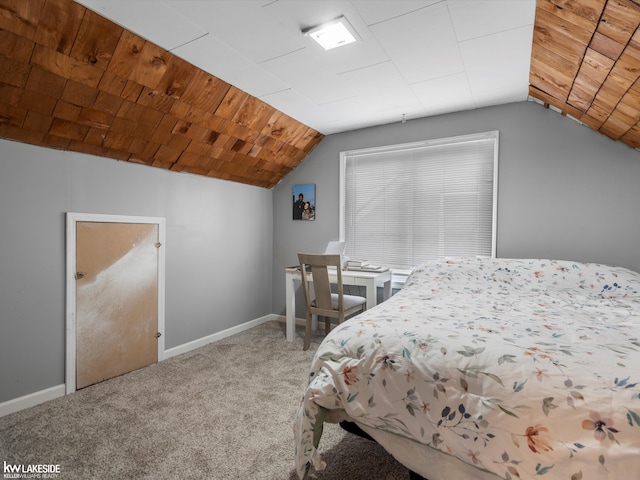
75, 221, 159, 389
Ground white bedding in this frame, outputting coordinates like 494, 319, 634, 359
294, 257, 640, 479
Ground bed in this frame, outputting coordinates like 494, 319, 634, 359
294, 257, 640, 479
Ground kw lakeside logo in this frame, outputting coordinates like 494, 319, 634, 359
3, 462, 60, 479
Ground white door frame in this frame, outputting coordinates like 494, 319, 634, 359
65, 212, 166, 395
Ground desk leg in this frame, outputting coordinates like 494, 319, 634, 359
365, 280, 376, 310
382, 279, 391, 302
285, 275, 295, 342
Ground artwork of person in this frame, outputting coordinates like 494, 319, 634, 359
302, 202, 315, 220
293, 193, 305, 220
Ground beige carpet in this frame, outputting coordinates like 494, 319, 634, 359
0, 321, 411, 479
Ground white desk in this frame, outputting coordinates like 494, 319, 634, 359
285, 267, 392, 342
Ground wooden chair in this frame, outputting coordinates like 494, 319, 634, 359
298, 253, 367, 351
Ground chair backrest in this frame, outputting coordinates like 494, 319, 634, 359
298, 253, 344, 314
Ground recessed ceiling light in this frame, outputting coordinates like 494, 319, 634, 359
303, 16, 358, 51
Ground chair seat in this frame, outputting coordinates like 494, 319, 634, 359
313, 293, 366, 311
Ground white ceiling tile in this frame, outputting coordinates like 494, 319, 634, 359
172, 36, 288, 98
259, 39, 382, 83
410, 73, 476, 115
460, 25, 533, 93
351, 0, 441, 26
76, 0, 207, 51
259, 89, 339, 133
472, 83, 529, 109
369, 2, 465, 84
337, 62, 416, 100
318, 97, 421, 133
258, 49, 347, 105
291, 75, 360, 107
165, 0, 306, 63
262, 0, 356, 30
448, 0, 536, 42
261, 1, 392, 72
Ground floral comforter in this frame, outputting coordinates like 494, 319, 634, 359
294, 257, 640, 480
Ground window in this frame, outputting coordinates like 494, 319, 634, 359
340, 131, 498, 271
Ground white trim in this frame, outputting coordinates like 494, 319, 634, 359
0, 384, 65, 418
65, 212, 166, 395
164, 314, 277, 359
273, 314, 307, 327
2, 315, 280, 417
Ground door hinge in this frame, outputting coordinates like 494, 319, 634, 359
75, 271, 86, 280
156, 332, 162, 338
155, 242, 162, 248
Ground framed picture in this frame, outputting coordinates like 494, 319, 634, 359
292, 184, 315, 221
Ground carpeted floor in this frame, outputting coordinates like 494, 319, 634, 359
0, 321, 410, 479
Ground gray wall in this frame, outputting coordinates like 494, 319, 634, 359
3, 99, 640, 404
0, 139, 273, 403
272, 101, 640, 315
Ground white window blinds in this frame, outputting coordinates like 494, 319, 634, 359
340, 131, 498, 270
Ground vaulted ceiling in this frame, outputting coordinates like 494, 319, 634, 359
0, 0, 638, 189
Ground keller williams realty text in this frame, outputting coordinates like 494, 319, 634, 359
3, 462, 60, 478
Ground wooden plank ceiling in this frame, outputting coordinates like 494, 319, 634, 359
0, 0, 324, 188
530, 0, 640, 150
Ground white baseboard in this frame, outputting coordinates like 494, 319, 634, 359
1, 314, 280, 418
0, 384, 66, 418
273, 314, 307, 326
163, 314, 278, 359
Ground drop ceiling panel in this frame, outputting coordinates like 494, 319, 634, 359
261, 0, 392, 74
337, 61, 419, 108
261, 88, 341, 131
369, 2, 465, 84
74, 0, 207, 51
316, 95, 416, 131
167, 0, 306, 64
258, 36, 386, 84
171, 35, 288, 98
475, 85, 531, 110
262, 0, 357, 30
461, 25, 534, 95
448, 0, 537, 42
411, 73, 476, 115
351, 0, 441, 26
